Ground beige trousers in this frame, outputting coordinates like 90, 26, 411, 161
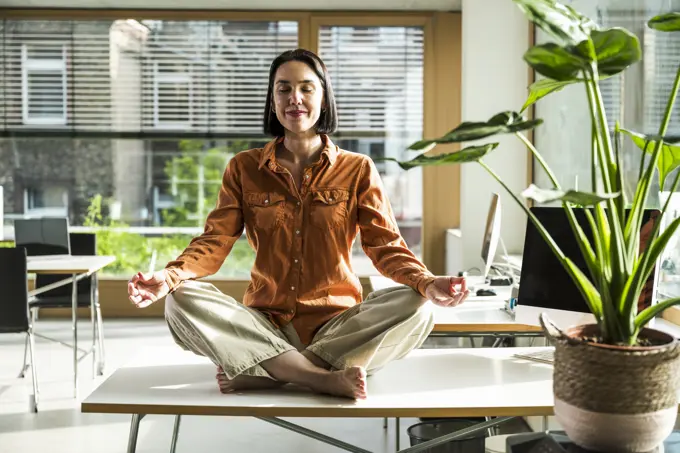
164, 281, 434, 380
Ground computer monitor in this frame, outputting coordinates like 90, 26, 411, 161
14, 217, 71, 256
515, 207, 660, 328
481, 193, 502, 280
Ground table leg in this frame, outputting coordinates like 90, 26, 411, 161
170, 415, 182, 453
72, 273, 78, 399
395, 417, 400, 451
127, 414, 144, 453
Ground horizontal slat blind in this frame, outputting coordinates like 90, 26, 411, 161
599, 9, 680, 136
0, 19, 297, 137
318, 26, 424, 137
643, 27, 680, 135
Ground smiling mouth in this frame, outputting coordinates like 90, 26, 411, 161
286, 111, 307, 117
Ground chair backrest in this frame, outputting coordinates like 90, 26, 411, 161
0, 247, 29, 334
35, 233, 97, 298
14, 218, 70, 256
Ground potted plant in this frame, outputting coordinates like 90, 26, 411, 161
382, 1, 680, 451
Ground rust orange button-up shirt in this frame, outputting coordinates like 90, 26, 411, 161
164, 135, 436, 345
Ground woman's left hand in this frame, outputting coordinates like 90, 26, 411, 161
425, 276, 470, 307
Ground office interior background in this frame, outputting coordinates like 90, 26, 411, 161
1, 0, 679, 451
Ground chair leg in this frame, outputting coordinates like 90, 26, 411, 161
90, 291, 97, 378
28, 330, 39, 413
95, 301, 106, 376
19, 332, 29, 378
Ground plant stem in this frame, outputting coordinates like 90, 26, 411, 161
633, 63, 680, 233
586, 76, 628, 284
516, 132, 561, 189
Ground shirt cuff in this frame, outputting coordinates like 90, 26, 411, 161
415, 273, 437, 298
164, 267, 183, 293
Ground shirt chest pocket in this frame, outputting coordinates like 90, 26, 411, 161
245, 192, 287, 232
309, 189, 350, 229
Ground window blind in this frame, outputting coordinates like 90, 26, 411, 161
0, 19, 298, 137
643, 28, 680, 136
318, 26, 424, 138
598, 9, 680, 136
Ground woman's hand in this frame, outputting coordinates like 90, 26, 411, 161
128, 270, 171, 308
425, 276, 469, 307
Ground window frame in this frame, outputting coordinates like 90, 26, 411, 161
152, 61, 194, 129
1, 9, 462, 289
21, 43, 68, 126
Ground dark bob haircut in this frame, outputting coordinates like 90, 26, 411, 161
263, 48, 338, 137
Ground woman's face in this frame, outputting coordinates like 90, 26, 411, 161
272, 60, 325, 137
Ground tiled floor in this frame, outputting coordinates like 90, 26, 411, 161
0, 318, 529, 453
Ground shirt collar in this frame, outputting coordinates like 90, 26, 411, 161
258, 135, 338, 170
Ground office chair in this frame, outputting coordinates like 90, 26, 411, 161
14, 217, 70, 256
0, 247, 40, 412
20, 233, 106, 379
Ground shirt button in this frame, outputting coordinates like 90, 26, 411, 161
329, 198, 333, 202
296, 201, 301, 206
296, 230, 300, 235
305, 174, 310, 179
290, 286, 295, 291
264, 199, 269, 204
294, 259, 299, 263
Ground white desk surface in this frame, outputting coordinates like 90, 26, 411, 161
368, 276, 539, 333
27, 255, 116, 275
82, 346, 556, 418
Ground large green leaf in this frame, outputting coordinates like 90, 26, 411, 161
620, 128, 680, 190
523, 43, 587, 81
590, 28, 641, 76
648, 12, 680, 32
521, 184, 619, 205
521, 79, 576, 112
378, 143, 499, 170
519, 28, 638, 111
408, 112, 542, 151
512, 0, 597, 47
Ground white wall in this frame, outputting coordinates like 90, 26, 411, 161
460, 0, 530, 271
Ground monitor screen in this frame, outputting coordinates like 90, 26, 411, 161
518, 207, 660, 315
481, 193, 501, 278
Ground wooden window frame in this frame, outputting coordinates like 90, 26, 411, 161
1, 9, 462, 316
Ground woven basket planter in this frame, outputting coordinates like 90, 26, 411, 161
540, 314, 680, 452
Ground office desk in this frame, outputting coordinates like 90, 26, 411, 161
83, 346, 557, 453
369, 276, 540, 339
27, 254, 116, 400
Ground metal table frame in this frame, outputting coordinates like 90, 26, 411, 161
125, 413, 519, 453
18, 256, 114, 410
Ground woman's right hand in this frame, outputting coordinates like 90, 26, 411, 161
128, 270, 171, 308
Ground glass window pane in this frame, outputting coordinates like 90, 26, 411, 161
319, 25, 425, 274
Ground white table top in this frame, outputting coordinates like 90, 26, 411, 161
27, 255, 116, 274
82, 346, 557, 418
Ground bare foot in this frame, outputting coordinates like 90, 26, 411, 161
315, 366, 367, 399
216, 366, 283, 393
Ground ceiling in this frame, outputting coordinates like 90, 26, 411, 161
0, 0, 462, 10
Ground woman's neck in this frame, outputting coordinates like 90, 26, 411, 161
281, 133, 324, 164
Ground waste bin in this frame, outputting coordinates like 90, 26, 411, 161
407, 419, 488, 453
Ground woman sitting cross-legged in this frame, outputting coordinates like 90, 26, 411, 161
127, 48, 469, 400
